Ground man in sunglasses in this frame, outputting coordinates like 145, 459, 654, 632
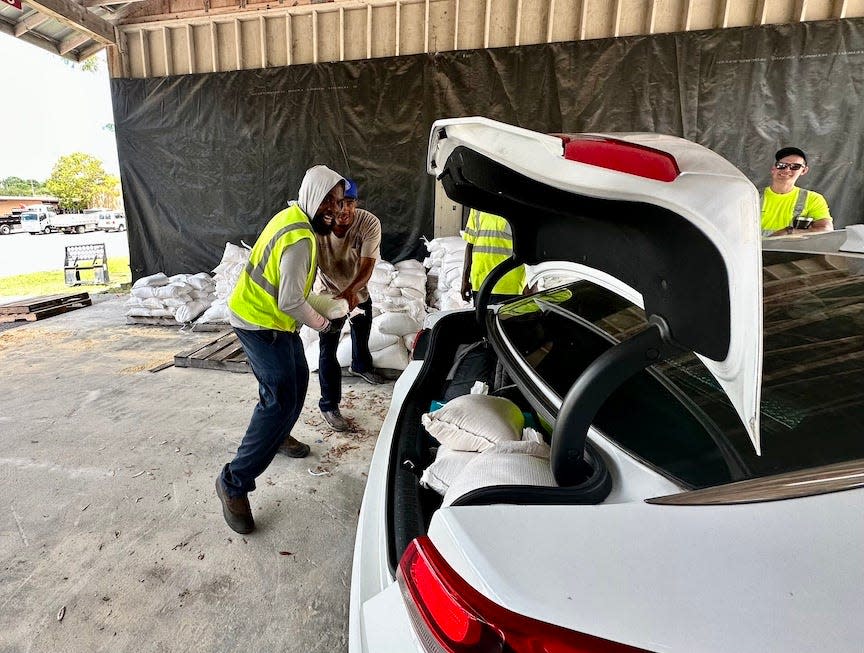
761, 147, 833, 236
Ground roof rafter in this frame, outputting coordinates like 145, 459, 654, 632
22, 0, 117, 45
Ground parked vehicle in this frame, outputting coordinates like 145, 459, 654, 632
0, 213, 19, 235
49, 212, 99, 234
349, 118, 864, 653
95, 211, 126, 232
21, 208, 57, 234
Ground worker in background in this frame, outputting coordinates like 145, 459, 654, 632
215, 165, 346, 535
460, 208, 526, 303
315, 178, 384, 432
761, 147, 833, 237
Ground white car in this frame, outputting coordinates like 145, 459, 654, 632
349, 117, 864, 653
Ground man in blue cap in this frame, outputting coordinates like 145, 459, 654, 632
314, 178, 385, 431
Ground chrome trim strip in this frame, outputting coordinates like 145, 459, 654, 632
646, 459, 864, 505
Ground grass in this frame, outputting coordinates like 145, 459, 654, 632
0, 257, 132, 298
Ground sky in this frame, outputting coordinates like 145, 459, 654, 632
0, 35, 120, 182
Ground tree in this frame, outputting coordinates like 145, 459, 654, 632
45, 153, 120, 211
0, 177, 48, 196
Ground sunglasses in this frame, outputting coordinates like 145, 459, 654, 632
774, 162, 806, 171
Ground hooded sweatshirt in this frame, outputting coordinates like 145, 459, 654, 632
229, 165, 345, 332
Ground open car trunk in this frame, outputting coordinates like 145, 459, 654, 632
385, 310, 612, 571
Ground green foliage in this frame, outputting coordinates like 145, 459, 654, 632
45, 153, 120, 212
0, 176, 48, 196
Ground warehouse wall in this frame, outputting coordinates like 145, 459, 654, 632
112, 18, 864, 278
110, 0, 864, 79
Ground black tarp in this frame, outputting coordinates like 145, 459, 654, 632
112, 18, 864, 278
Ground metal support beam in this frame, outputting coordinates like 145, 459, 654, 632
23, 0, 116, 45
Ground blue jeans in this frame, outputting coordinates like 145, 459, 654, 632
221, 327, 308, 497
318, 298, 373, 412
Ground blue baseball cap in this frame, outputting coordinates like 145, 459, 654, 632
344, 178, 358, 199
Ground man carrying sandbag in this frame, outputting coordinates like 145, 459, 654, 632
215, 165, 347, 534
315, 178, 385, 432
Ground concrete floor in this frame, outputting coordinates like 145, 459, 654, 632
0, 294, 393, 653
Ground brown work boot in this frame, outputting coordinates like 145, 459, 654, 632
321, 408, 350, 431
215, 476, 255, 534
278, 434, 310, 458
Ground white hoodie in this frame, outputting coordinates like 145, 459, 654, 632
229, 165, 345, 333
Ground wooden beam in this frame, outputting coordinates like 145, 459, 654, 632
718, 0, 731, 28
14, 11, 50, 37
339, 6, 345, 60
186, 23, 194, 73
515, 0, 522, 46
646, 0, 657, 33
286, 13, 292, 65
453, 0, 459, 49
366, 3, 371, 59
424, 0, 429, 53
395, 0, 400, 57
0, 20, 62, 57
139, 29, 148, 77
483, 0, 490, 48
234, 17, 241, 69
755, 0, 769, 25
683, 0, 694, 30
794, 0, 808, 21
312, 10, 318, 63
78, 42, 107, 62
81, 0, 146, 7
59, 32, 91, 55
210, 20, 217, 72
835, 0, 848, 19
577, 0, 588, 40
612, 0, 622, 37
23, 0, 116, 45
162, 25, 170, 75
546, 0, 555, 42
259, 15, 266, 68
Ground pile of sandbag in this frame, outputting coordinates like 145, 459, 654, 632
126, 272, 216, 324
196, 242, 250, 325
302, 259, 429, 372
418, 394, 554, 506
422, 236, 470, 311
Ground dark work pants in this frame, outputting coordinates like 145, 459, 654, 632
318, 298, 373, 412
221, 327, 308, 497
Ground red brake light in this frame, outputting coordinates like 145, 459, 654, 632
397, 536, 653, 653
558, 135, 680, 182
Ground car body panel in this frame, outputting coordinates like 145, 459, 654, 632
428, 487, 864, 653
428, 117, 764, 453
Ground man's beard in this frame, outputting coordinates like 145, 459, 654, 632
311, 214, 333, 235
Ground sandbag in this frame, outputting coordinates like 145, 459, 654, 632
441, 450, 556, 507
306, 292, 349, 320
368, 328, 400, 352
175, 300, 207, 323
197, 301, 230, 324
420, 447, 478, 496
132, 272, 169, 289
336, 335, 353, 367
371, 342, 410, 370
375, 311, 422, 337
421, 395, 524, 452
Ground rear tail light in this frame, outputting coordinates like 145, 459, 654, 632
397, 536, 652, 653
556, 135, 680, 182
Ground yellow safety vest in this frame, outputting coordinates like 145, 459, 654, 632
228, 204, 317, 332
463, 209, 526, 295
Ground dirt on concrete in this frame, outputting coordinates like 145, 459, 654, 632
0, 294, 393, 653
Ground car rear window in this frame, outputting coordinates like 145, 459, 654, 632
496, 251, 864, 489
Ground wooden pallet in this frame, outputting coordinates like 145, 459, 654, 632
126, 316, 227, 331
0, 292, 91, 323
174, 331, 249, 373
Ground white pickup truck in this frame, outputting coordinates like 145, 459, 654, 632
20, 207, 58, 234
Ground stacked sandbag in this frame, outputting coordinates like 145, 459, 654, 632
417, 394, 554, 503
125, 272, 216, 324
302, 259, 428, 372
196, 242, 250, 325
422, 236, 470, 310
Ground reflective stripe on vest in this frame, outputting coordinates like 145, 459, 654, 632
468, 210, 525, 295
228, 205, 317, 332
